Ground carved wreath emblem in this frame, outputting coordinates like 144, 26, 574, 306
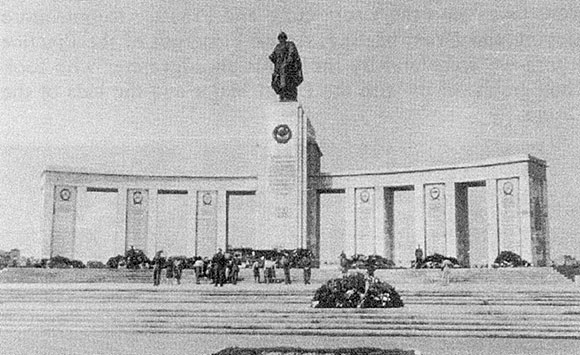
272, 124, 292, 144
59, 188, 71, 201
202, 192, 213, 206
360, 190, 370, 203
429, 187, 440, 200
503, 181, 514, 195
132, 191, 143, 205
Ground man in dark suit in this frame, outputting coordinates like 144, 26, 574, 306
212, 248, 227, 287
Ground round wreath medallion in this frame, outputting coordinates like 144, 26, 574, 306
429, 187, 440, 200
360, 190, 370, 203
272, 124, 292, 144
503, 181, 514, 195
132, 191, 143, 205
202, 192, 213, 206
60, 188, 71, 201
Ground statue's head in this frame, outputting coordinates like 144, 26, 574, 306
277, 31, 288, 42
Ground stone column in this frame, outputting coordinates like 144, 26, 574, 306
216, 190, 228, 251
355, 188, 376, 255
424, 183, 446, 255
126, 189, 149, 254
344, 187, 356, 256
497, 178, 521, 257
455, 184, 470, 267
147, 189, 158, 256
51, 185, 78, 259
518, 171, 533, 263
306, 189, 320, 266
383, 188, 395, 261
187, 190, 198, 256
486, 179, 499, 267
117, 188, 128, 253
445, 181, 457, 258
196, 191, 218, 257
373, 186, 386, 258
414, 184, 426, 252
41, 176, 54, 259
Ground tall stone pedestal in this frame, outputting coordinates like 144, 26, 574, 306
256, 102, 308, 250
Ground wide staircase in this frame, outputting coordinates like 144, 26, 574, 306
0, 267, 579, 341
0, 266, 572, 286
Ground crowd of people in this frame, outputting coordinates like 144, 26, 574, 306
150, 249, 313, 287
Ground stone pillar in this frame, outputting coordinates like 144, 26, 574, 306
355, 187, 376, 255
486, 179, 499, 267
424, 183, 446, 255
445, 182, 457, 257
497, 178, 521, 257
216, 190, 228, 251
534, 167, 550, 266
51, 185, 78, 259
117, 188, 128, 254
344, 187, 356, 256
126, 189, 149, 254
187, 190, 198, 257
306, 189, 320, 266
383, 188, 395, 261
455, 184, 470, 267
41, 177, 54, 259
196, 191, 218, 257
519, 172, 533, 263
147, 189, 158, 256
414, 184, 426, 252
374, 186, 386, 256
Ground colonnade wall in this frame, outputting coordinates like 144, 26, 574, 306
41, 170, 256, 261
42, 154, 548, 267
308, 155, 549, 267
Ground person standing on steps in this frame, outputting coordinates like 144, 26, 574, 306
281, 253, 291, 285
193, 257, 204, 284
301, 253, 312, 285
173, 258, 183, 285
152, 250, 165, 286
212, 248, 227, 287
415, 244, 424, 269
252, 258, 261, 283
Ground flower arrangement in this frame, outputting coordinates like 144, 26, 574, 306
312, 272, 403, 308
494, 250, 530, 267
419, 253, 459, 269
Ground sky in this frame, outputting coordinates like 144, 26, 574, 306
1, 0, 579, 259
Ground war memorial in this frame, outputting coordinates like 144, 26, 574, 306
3, 33, 578, 355
41, 33, 549, 270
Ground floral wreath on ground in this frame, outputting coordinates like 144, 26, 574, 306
312, 272, 404, 308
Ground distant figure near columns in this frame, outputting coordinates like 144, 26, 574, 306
269, 32, 303, 102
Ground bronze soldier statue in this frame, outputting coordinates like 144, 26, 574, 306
269, 32, 303, 101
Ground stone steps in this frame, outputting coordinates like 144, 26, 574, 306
1, 282, 579, 340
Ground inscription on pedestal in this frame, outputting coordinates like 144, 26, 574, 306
269, 155, 296, 196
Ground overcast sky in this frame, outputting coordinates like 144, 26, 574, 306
1, 1, 579, 259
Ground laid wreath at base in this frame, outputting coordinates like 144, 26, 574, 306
312, 272, 404, 308
494, 250, 531, 267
